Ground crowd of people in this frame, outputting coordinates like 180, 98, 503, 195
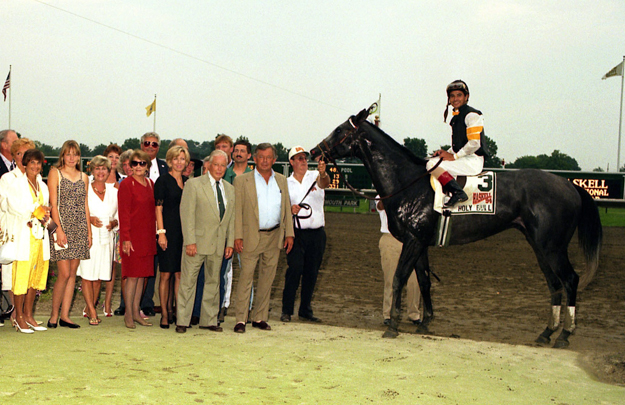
0, 79, 490, 335
0, 130, 338, 334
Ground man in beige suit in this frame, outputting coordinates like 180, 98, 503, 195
233, 143, 294, 333
176, 150, 234, 333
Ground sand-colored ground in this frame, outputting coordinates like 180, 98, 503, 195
1, 212, 623, 403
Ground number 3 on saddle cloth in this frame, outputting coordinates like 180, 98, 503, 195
430, 172, 497, 247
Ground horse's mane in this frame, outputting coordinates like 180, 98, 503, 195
361, 120, 428, 167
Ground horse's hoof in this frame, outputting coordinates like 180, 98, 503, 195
536, 327, 555, 345
553, 329, 571, 348
382, 329, 399, 339
535, 335, 550, 345
553, 339, 569, 349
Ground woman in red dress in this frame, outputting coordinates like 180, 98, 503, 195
118, 150, 156, 329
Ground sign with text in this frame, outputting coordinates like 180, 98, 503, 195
569, 177, 622, 199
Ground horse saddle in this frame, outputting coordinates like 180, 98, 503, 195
430, 171, 496, 215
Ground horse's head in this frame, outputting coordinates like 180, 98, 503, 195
310, 108, 370, 161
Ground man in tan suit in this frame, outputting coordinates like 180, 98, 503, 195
233, 143, 294, 333
176, 150, 234, 333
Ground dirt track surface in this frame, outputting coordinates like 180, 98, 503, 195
268, 212, 625, 386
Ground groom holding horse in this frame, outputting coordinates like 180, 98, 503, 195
427, 80, 489, 208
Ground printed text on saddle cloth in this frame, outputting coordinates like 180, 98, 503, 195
433, 172, 496, 215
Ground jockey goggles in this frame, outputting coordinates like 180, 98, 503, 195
446, 80, 469, 96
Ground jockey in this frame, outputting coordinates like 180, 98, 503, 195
426, 80, 489, 208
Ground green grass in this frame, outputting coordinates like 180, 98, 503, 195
598, 207, 625, 227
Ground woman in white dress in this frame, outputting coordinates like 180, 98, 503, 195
77, 156, 118, 325
102, 144, 122, 317
0, 137, 36, 327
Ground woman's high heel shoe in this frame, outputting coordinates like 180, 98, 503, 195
168, 312, 176, 325
25, 321, 47, 331
134, 318, 153, 327
15, 318, 35, 334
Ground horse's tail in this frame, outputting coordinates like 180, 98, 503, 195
574, 184, 602, 290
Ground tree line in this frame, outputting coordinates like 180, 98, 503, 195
33, 133, 622, 172
35, 135, 292, 162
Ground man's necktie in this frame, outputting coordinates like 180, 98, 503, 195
215, 181, 225, 220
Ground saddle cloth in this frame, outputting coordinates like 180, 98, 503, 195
431, 171, 496, 215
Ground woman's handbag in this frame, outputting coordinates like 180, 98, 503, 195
0, 233, 17, 265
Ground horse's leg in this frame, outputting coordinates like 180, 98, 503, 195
528, 244, 564, 345
413, 250, 432, 334
547, 251, 578, 349
382, 239, 422, 339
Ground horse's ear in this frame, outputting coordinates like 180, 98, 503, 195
354, 109, 369, 124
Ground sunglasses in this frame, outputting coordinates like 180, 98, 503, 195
143, 141, 159, 149
130, 160, 148, 167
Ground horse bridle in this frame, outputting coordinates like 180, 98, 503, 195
314, 111, 443, 201
316, 117, 360, 162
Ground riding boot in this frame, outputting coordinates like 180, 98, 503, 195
443, 179, 468, 208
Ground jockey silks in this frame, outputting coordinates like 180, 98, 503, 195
450, 104, 489, 158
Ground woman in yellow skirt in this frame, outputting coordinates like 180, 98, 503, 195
6, 149, 50, 333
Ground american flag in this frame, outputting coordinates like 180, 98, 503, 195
2, 71, 9, 102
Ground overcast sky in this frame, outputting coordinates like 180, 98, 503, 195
2, 0, 625, 170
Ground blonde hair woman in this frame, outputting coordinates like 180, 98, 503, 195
154, 145, 189, 328
77, 156, 118, 325
101, 144, 122, 317
47, 140, 92, 329
0, 137, 36, 326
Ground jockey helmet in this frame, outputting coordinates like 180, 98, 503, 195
446, 80, 469, 97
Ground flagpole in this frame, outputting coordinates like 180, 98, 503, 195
618, 56, 624, 171
153, 94, 157, 132
7, 65, 11, 129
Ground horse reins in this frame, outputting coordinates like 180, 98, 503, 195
292, 179, 318, 229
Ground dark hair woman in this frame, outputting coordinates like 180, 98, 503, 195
118, 149, 156, 329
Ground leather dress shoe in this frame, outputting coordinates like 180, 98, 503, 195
280, 314, 291, 322
113, 307, 125, 316
252, 320, 271, 330
299, 315, 321, 323
199, 325, 223, 332
234, 323, 246, 333
175, 325, 187, 333
142, 307, 156, 317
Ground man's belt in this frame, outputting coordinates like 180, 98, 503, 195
259, 224, 280, 232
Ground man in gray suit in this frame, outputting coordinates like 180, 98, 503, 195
233, 143, 294, 333
176, 150, 234, 333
